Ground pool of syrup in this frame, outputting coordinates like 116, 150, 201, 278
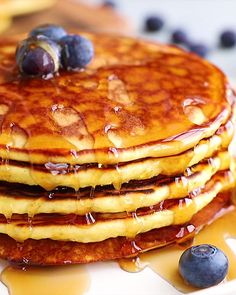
1, 265, 90, 295
1, 207, 236, 294
119, 206, 236, 293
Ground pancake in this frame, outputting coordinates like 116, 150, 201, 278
0, 146, 232, 190
0, 31, 235, 266
0, 32, 234, 167
0, 0, 56, 17
0, 191, 232, 265
0, 153, 231, 217
0, 16, 11, 34
0, 169, 232, 243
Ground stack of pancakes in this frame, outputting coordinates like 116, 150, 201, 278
0, 32, 235, 265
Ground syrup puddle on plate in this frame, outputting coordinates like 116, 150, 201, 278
1, 264, 90, 295
119, 207, 236, 293
2, 208, 236, 294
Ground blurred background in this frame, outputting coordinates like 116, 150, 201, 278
1, 0, 236, 81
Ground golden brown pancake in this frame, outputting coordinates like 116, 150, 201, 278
0, 169, 232, 244
0, 32, 234, 167
0, 32, 235, 265
0, 113, 234, 190
0, 148, 231, 190
0, 154, 231, 217
0, 191, 232, 265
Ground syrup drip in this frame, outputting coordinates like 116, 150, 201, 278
119, 207, 236, 293
1, 265, 90, 295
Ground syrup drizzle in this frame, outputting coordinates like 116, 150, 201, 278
1, 207, 236, 294
119, 206, 236, 293
1, 264, 90, 295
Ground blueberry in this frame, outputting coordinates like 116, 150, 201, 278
102, 1, 116, 8
179, 244, 228, 288
220, 30, 236, 48
29, 24, 67, 41
144, 16, 164, 32
60, 34, 94, 70
188, 43, 209, 58
171, 29, 188, 44
16, 36, 60, 77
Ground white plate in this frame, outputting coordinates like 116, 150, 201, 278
0, 260, 236, 295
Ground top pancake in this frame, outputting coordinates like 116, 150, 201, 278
0, 33, 234, 165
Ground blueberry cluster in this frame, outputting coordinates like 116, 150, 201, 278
16, 24, 94, 78
179, 244, 228, 289
144, 16, 209, 58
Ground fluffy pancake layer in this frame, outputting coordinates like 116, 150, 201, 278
0, 151, 231, 217
0, 168, 233, 243
0, 33, 234, 166
0, 191, 232, 265
0, 126, 233, 190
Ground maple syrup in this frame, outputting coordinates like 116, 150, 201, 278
1, 264, 90, 295
119, 206, 236, 293
0, 32, 233, 169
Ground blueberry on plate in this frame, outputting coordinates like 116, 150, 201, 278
220, 30, 236, 48
29, 24, 67, 41
16, 35, 60, 77
144, 15, 164, 32
188, 42, 209, 58
179, 244, 228, 289
171, 29, 188, 44
60, 34, 94, 70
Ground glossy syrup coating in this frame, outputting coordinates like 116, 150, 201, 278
0, 33, 234, 165
0, 165, 232, 244
0, 191, 231, 265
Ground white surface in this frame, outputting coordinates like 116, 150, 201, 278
1, 1, 236, 294
1, 260, 235, 295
